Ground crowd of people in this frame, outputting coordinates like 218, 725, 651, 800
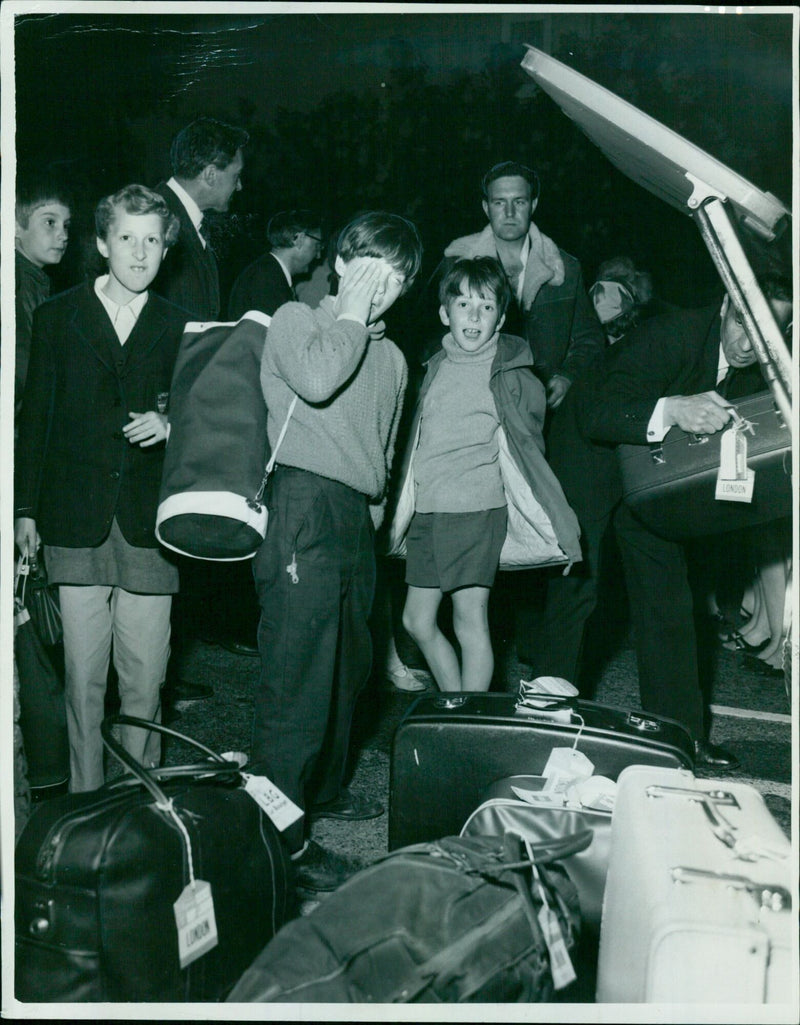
12, 119, 793, 896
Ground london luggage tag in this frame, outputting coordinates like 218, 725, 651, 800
241, 772, 303, 832
174, 879, 219, 969
715, 410, 755, 503
525, 840, 576, 990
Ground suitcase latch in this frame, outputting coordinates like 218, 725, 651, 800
433, 694, 468, 710
648, 443, 665, 465
671, 866, 791, 912
627, 713, 662, 733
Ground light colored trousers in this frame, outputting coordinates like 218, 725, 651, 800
60, 585, 171, 792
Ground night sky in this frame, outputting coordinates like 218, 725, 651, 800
8, 6, 795, 311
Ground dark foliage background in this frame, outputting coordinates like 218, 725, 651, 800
14, 10, 793, 357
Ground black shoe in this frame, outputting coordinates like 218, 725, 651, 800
218, 637, 260, 657
163, 680, 214, 706
308, 788, 384, 822
740, 651, 783, 677
694, 739, 739, 769
292, 840, 360, 896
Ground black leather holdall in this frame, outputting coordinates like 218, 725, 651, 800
15, 715, 294, 1003
617, 390, 791, 540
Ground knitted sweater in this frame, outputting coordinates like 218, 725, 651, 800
260, 296, 408, 528
414, 332, 505, 513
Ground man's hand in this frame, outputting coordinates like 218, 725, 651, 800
546, 374, 571, 410
124, 411, 168, 447
15, 517, 39, 556
336, 260, 381, 324
663, 391, 732, 435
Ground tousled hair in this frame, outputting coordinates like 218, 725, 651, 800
95, 184, 180, 245
337, 211, 423, 288
170, 117, 249, 180
439, 256, 511, 318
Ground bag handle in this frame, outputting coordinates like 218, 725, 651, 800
100, 714, 241, 807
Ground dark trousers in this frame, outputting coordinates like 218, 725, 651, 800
251, 467, 376, 852
612, 503, 705, 739
529, 499, 705, 740
524, 511, 612, 684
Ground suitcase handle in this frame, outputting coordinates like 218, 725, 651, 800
100, 714, 241, 808
645, 784, 740, 849
671, 866, 792, 912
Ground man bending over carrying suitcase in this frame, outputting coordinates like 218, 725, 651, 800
578, 275, 792, 766
251, 211, 423, 897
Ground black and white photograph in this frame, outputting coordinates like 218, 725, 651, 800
1, 3, 797, 1020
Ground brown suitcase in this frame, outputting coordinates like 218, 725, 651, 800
617, 391, 791, 539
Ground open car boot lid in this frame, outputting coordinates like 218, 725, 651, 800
520, 44, 793, 421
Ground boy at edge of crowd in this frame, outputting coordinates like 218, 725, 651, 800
14, 174, 72, 422
251, 211, 423, 897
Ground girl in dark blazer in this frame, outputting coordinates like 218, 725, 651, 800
15, 184, 188, 791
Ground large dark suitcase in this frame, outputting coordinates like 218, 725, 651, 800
388, 693, 694, 850
228, 831, 588, 1004
15, 716, 294, 1003
617, 391, 791, 540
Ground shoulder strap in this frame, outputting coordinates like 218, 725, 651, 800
251, 394, 298, 507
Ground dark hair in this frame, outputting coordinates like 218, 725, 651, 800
337, 211, 423, 288
481, 161, 541, 203
760, 272, 793, 305
439, 256, 511, 318
170, 117, 249, 180
95, 184, 180, 245
16, 169, 72, 227
267, 209, 322, 250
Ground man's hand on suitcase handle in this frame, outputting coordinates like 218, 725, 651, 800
663, 390, 733, 435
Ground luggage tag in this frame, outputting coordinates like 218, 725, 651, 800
241, 772, 303, 832
525, 840, 576, 990
541, 714, 594, 796
174, 879, 219, 969
511, 782, 566, 808
158, 796, 219, 969
565, 775, 617, 812
715, 410, 755, 503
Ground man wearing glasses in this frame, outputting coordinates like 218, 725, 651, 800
229, 210, 324, 319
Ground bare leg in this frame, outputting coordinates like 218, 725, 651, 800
452, 586, 493, 692
402, 586, 461, 692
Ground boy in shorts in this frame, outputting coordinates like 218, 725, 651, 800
396, 256, 580, 692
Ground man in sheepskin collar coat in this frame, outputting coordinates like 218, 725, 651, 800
445, 161, 604, 411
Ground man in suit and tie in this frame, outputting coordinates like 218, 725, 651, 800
153, 118, 249, 702
528, 274, 792, 766
228, 210, 323, 320
154, 117, 248, 322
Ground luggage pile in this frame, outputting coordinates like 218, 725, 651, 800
13, 690, 793, 1007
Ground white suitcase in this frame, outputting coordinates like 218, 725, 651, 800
596, 766, 794, 1005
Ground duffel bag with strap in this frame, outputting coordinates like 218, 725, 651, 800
227, 831, 589, 1004
15, 715, 294, 1002
156, 313, 275, 561
617, 390, 791, 540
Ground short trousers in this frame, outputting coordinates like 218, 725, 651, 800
405, 507, 507, 592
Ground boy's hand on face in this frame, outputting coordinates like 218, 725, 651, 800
336, 261, 382, 325
124, 411, 168, 447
